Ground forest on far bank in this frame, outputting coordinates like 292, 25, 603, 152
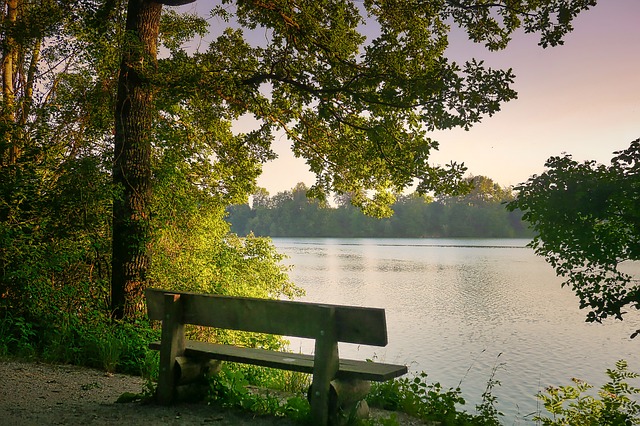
228, 176, 532, 238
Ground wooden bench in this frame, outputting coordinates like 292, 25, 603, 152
145, 288, 407, 425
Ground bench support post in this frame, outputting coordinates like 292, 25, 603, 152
310, 306, 339, 426
157, 293, 185, 405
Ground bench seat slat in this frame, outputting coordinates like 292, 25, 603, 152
149, 340, 407, 382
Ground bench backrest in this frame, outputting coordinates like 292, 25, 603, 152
146, 288, 388, 346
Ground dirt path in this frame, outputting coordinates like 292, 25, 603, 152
0, 360, 297, 425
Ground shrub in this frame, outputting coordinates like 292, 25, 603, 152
366, 372, 501, 425
534, 360, 640, 425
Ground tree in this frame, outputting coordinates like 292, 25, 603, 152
1, 0, 17, 165
108, 0, 595, 317
457, 175, 514, 206
252, 187, 272, 209
1, 0, 69, 166
112, 0, 167, 319
1, 1, 122, 322
507, 140, 640, 335
0, 0, 301, 358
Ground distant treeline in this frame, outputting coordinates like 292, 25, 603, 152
227, 176, 532, 238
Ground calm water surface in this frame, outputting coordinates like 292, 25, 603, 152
273, 238, 640, 424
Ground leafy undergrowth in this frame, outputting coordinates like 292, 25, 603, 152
205, 363, 501, 425
207, 364, 311, 422
204, 360, 640, 425
533, 360, 640, 425
365, 371, 501, 426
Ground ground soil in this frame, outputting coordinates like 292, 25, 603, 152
0, 360, 427, 425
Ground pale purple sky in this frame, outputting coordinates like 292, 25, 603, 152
177, 1, 640, 194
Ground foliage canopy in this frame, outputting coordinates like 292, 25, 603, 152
150, 0, 596, 216
1, 0, 597, 317
508, 140, 640, 333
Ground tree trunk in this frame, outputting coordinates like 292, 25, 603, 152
1, 0, 18, 166
111, 0, 163, 319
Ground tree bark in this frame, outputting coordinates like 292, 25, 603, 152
111, 0, 163, 319
1, 0, 18, 166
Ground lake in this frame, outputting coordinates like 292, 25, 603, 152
272, 238, 640, 424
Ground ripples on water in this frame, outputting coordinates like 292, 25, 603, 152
273, 238, 640, 424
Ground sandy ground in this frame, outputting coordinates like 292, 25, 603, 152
0, 360, 427, 425
0, 360, 298, 425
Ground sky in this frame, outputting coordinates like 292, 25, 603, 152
179, 0, 640, 194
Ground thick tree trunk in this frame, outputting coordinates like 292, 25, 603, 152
111, 0, 163, 319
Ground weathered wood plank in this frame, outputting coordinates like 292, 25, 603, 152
157, 293, 185, 405
146, 288, 388, 346
148, 341, 407, 382
309, 306, 339, 425
334, 358, 407, 381
150, 340, 316, 373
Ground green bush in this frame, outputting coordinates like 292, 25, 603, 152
0, 313, 37, 358
534, 360, 640, 425
366, 372, 501, 425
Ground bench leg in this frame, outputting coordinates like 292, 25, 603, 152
157, 293, 185, 405
310, 307, 339, 426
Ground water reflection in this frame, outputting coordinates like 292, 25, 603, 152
274, 238, 640, 423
